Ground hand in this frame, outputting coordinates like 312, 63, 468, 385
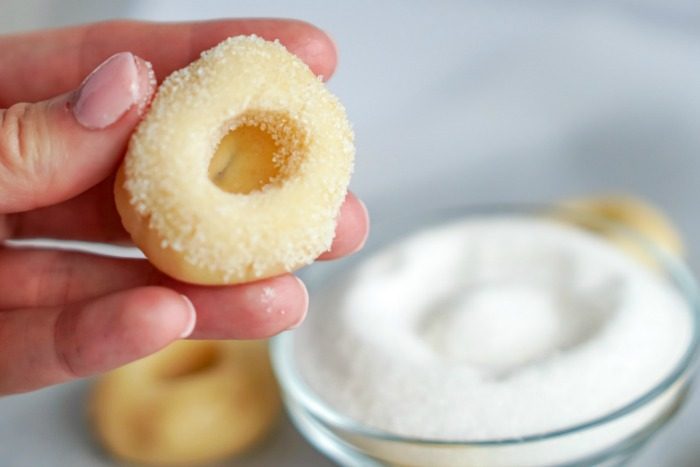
0, 19, 369, 395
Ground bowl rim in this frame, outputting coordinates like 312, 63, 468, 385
271, 203, 700, 446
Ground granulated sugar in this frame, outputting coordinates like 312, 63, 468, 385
295, 217, 692, 440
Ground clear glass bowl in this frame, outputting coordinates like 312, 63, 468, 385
271, 205, 700, 467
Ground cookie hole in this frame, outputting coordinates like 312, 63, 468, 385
208, 111, 304, 194
159, 343, 221, 379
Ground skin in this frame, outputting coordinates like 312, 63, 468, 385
0, 19, 369, 395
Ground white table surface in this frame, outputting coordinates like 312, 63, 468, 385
2, 1, 700, 465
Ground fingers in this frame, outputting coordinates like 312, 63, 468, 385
0, 287, 194, 394
319, 192, 370, 260
1, 176, 128, 242
0, 19, 337, 107
0, 18, 338, 214
0, 248, 308, 339
0, 52, 156, 213
0, 248, 150, 309
3, 187, 369, 255
181, 275, 308, 339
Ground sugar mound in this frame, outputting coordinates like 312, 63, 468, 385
295, 217, 692, 440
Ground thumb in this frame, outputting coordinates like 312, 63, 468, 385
0, 52, 155, 213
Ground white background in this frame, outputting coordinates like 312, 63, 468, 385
1, 1, 700, 465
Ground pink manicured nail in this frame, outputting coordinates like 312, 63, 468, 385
72, 52, 141, 129
179, 295, 197, 338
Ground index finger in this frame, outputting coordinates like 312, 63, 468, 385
0, 19, 337, 107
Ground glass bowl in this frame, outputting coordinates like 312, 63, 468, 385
270, 205, 700, 467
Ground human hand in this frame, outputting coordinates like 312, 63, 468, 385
0, 19, 369, 395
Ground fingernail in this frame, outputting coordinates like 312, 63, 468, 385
72, 52, 142, 129
179, 295, 197, 338
287, 277, 309, 330
349, 198, 370, 255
